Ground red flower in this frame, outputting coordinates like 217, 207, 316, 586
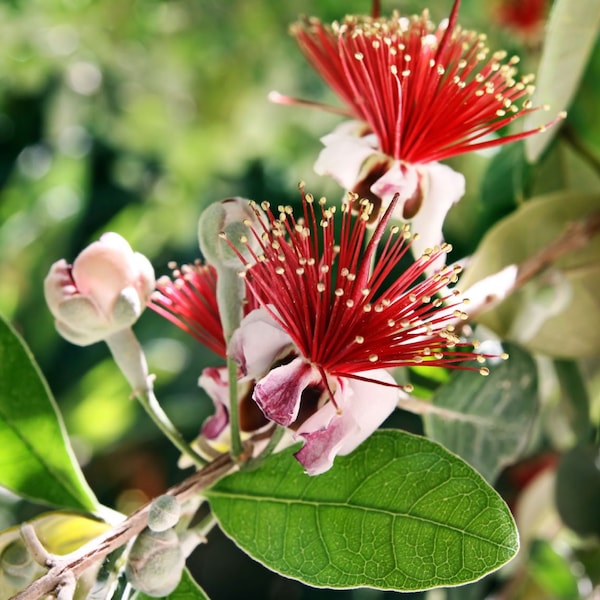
149, 262, 227, 358
233, 186, 488, 388
287, 0, 563, 164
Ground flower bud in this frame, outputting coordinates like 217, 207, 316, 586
1, 540, 37, 589
197, 197, 262, 270
44, 233, 155, 346
125, 528, 184, 597
148, 495, 181, 533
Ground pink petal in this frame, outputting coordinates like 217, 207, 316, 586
294, 369, 398, 475
199, 366, 230, 439
253, 357, 321, 427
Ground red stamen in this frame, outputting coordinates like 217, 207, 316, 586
289, 4, 564, 164
234, 189, 487, 387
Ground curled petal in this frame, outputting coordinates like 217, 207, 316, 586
408, 162, 465, 261
315, 121, 382, 190
228, 308, 294, 378
253, 357, 322, 427
199, 366, 231, 439
294, 369, 398, 475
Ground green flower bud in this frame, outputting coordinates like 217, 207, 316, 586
198, 197, 262, 270
148, 495, 181, 533
125, 528, 184, 597
1, 540, 37, 589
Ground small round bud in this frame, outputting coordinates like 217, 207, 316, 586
44, 232, 155, 346
148, 495, 181, 533
198, 197, 263, 269
1, 540, 37, 589
125, 528, 184, 597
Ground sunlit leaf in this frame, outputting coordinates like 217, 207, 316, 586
207, 430, 518, 592
459, 191, 600, 357
134, 568, 210, 600
0, 313, 97, 510
0, 511, 111, 596
524, 0, 600, 161
424, 343, 538, 483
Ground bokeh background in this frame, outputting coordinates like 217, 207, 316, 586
1, 0, 599, 598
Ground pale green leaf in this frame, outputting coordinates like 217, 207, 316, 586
524, 0, 600, 162
459, 191, 600, 357
0, 314, 97, 510
207, 430, 518, 592
134, 568, 209, 600
0, 511, 111, 596
424, 343, 538, 483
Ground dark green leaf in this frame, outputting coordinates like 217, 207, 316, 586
207, 430, 519, 592
524, 0, 600, 161
424, 343, 538, 483
0, 314, 97, 511
134, 568, 210, 600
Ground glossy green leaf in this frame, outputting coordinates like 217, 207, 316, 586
207, 430, 519, 592
0, 314, 97, 510
524, 0, 600, 162
459, 191, 600, 358
424, 343, 538, 483
134, 568, 209, 600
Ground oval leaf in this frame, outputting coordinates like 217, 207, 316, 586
0, 314, 97, 510
134, 568, 210, 600
424, 343, 538, 483
459, 191, 600, 358
206, 430, 518, 592
524, 0, 600, 162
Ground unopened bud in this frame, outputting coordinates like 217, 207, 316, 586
1, 540, 37, 589
198, 197, 262, 270
148, 495, 181, 533
125, 528, 184, 597
44, 233, 155, 346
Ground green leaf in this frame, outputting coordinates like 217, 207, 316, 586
524, 0, 600, 162
207, 430, 519, 592
459, 190, 600, 358
424, 343, 538, 483
0, 313, 97, 511
134, 568, 210, 600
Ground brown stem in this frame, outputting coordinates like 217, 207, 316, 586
12, 452, 235, 600
514, 209, 600, 288
466, 209, 600, 322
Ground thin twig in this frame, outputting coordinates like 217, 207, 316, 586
12, 452, 235, 600
466, 209, 600, 321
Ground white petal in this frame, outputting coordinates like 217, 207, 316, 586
315, 121, 380, 190
228, 307, 294, 378
408, 162, 465, 261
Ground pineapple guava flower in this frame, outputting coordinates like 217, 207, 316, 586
44, 232, 155, 346
228, 187, 490, 474
273, 0, 564, 255
149, 262, 266, 449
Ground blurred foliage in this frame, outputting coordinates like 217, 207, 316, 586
0, 0, 599, 599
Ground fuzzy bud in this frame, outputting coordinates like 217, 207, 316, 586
44, 233, 155, 346
148, 495, 181, 533
125, 528, 184, 597
1, 540, 37, 589
197, 197, 261, 270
